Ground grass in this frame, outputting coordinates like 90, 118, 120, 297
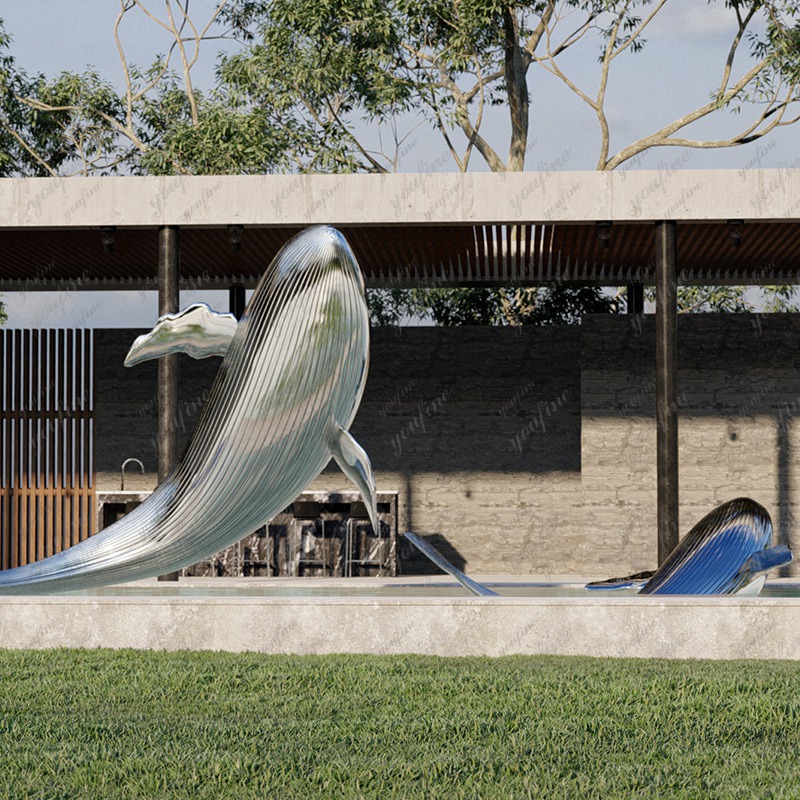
1, 651, 800, 799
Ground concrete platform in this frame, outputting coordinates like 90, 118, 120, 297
2, 577, 800, 660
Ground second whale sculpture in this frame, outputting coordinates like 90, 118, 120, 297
405, 497, 792, 597
0, 225, 379, 593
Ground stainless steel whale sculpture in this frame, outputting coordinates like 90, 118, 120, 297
588, 497, 792, 595
405, 498, 792, 597
0, 225, 379, 594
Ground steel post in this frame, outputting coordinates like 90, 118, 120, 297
626, 282, 644, 315
655, 220, 679, 564
229, 284, 246, 320
157, 225, 180, 581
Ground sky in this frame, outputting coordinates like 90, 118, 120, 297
1, 0, 798, 328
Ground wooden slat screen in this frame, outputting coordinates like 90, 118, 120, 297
1, 329, 94, 570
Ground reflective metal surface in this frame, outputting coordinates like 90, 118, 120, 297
586, 497, 792, 594
403, 532, 498, 597
0, 226, 378, 593
124, 303, 238, 366
639, 497, 791, 595
407, 498, 793, 598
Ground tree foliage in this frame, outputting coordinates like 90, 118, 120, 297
6, 1, 798, 176
0, 25, 89, 176
671, 286, 800, 315
1, 2, 799, 325
0, 3, 288, 177
216, 0, 800, 323
368, 285, 619, 326
218, 0, 800, 173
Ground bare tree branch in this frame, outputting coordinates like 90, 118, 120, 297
604, 56, 779, 169
716, 4, 758, 98
462, 67, 505, 106
595, 2, 631, 168
523, 2, 556, 61
548, 7, 597, 59
114, 1, 138, 132
402, 43, 507, 171
323, 99, 389, 173
162, 0, 199, 124
0, 122, 59, 176
534, 15, 597, 110
612, 96, 797, 154
611, 0, 669, 60
429, 87, 466, 171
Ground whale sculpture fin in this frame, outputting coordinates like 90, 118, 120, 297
124, 303, 238, 367
585, 570, 655, 591
403, 531, 498, 597
330, 425, 380, 535
744, 544, 793, 575
735, 575, 767, 596
732, 544, 793, 595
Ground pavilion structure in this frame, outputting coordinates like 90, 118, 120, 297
1, 169, 799, 564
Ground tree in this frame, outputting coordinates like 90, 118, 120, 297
650, 285, 800, 315
0, 3, 290, 177
217, 0, 800, 323
3, 2, 799, 322
218, 0, 800, 174
369, 285, 619, 325
6, 2, 800, 176
0, 24, 87, 176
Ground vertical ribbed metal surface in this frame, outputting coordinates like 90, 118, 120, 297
0, 226, 371, 593
0, 329, 95, 569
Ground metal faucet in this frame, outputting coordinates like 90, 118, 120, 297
121, 458, 145, 491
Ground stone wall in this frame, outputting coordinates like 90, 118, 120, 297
93, 316, 800, 577
94, 329, 220, 492
580, 314, 799, 577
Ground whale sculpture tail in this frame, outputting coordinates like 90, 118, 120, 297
402, 532, 498, 597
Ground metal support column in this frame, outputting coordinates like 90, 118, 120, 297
158, 225, 180, 581
655, 220, 679, 564
626, 282, 644, 315
229, 284, 246, 320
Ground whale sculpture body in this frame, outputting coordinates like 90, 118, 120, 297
405, 498, 792, 597
589, 497, 792, 594
0, 225, 379, 594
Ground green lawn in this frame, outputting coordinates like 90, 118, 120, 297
1, 650, 799, 799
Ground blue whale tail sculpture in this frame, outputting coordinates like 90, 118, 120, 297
405, 498, 792, 597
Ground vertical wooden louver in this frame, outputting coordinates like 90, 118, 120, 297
1, 329, 94, 570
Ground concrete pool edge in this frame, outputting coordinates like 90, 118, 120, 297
2, 587, 800, 660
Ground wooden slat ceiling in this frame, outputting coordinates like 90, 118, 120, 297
0, 221, 798, 290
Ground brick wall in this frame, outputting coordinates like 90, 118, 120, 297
94, 315, 800, 577
94, 329, 221, 492
580, 314, 799, 577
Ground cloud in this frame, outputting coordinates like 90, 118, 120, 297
682, 3, 735, 35
654, 0, 742, 40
